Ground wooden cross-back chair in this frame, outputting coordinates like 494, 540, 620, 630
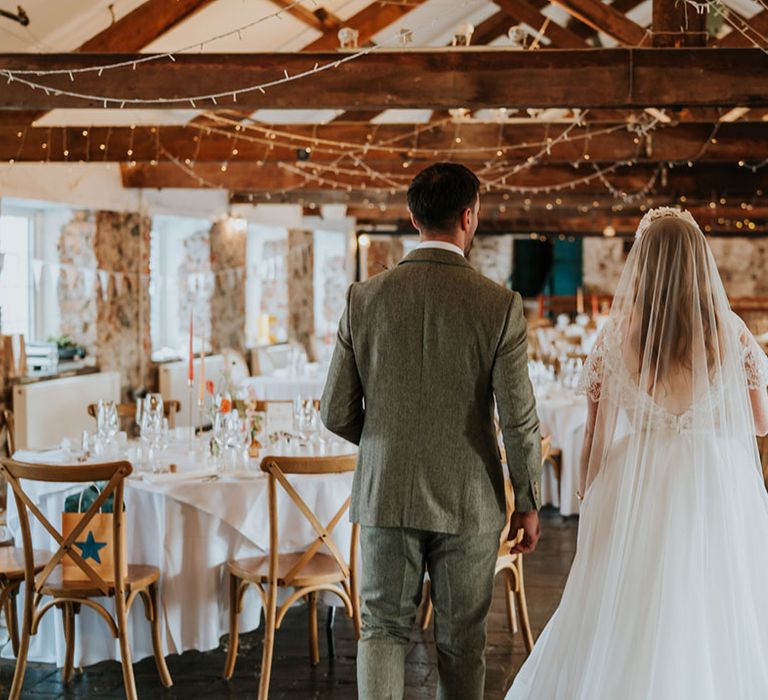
3, 408, 15, 456
420, 436, 552, 654
223, 453, 360, 699
87, 400, 181, 430
0, 459, 172, 700
252, 399, 321, 413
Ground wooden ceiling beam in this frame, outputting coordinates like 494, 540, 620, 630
4, 50, 768, 111
120, 161, 768, 195
548, 0, 648, 44
18, 0, 218, 126
78, 0, 218, 52
328, 8, 515, 125
302, 0, 430, 51
714, 9, 768, 48
494, 0, 591, 48
266, 0, 342, 33
350, 215, 768, 237
7, 122, 768, 163
473, 11, 515, 45
652, 0, 707, 46
567, 0, 647, 42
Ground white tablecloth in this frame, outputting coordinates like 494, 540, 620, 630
242, 369, 327, 402
5, 441, 355, 667
534, 386, 587, 517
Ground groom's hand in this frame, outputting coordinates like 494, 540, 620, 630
508, 511, 541, 554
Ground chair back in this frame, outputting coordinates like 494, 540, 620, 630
3, 409, 15, 456
252, 399, 321, 413
259, 454, 357, 587
0, 459, 131, 599
87, 400, 181, 429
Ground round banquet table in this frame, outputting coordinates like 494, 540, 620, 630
534, 385, 587, 517
242, 368, 327, 402
5, 440, 355, 668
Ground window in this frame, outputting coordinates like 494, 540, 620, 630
0, 212, 32, 337
246, 225, 289, 346
0, 199, 75, 343
313, 229, 349, 340
150, 215, 213, 360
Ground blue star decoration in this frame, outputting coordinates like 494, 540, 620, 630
74, 531, 108, 564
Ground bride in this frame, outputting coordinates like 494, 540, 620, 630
506, 207, 768, 699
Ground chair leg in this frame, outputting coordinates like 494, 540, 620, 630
145, 583, 172, 688
514, 558, 534, 654
308, 591, 320, 666
503, 570, 519, 634
326, 605, 336, 660
5, 586, 19, 657
61, 602, 76, 683
224, 574, 241, 680
420, 579, 433, 630
115, 592, 138, 700
8, 613, 30, 700
350, 566, 361, 641
258, 586, 278, 700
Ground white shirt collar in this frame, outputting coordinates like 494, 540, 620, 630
415, 240, 465, 258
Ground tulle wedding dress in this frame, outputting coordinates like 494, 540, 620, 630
507, 207, 768, 700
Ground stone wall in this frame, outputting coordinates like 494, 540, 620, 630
367, 237, 403, 277
209, 219, 247, 354
57, 211, 98, 356
469, 235, 514, 286
708, 238, 768, 334
287, 229, 315, 360
94, 211, 152, 396
582, 236, 768, 333
582, 238, 627, 296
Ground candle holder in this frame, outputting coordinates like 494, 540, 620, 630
187, 379, 195, 454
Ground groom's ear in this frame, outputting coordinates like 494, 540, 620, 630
460, 206, 473, 232
409, 210, 421, 235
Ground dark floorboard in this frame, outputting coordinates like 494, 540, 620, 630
1, 509, 577, 699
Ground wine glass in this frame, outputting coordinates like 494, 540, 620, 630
144, 393, 164, 422
105, 402, 119, 443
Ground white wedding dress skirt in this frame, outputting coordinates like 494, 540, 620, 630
506, 430, 768, 699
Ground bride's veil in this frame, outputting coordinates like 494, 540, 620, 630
578, 207, 766, 496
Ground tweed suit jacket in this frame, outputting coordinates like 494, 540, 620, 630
321, 247, 542, 534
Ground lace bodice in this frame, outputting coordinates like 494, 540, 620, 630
577, 315, 767, 432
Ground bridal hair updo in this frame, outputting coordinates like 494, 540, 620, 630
633, 211, 722, 378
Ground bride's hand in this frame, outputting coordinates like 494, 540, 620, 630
508, 510, 541, 554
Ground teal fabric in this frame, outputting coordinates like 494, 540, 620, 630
64, 482, 115, 513
357, 525, 500, 700
321, 247, 542, 535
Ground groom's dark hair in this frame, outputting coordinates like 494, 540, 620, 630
407, 163, 480, 233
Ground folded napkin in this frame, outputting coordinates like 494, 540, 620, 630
13, 448, 73, 465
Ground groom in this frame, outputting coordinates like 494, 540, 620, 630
321, 163, 542, 699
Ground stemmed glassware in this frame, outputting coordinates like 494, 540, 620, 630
96, 400, 119, 455
139, 394, 165, 472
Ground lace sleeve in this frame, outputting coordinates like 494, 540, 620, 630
743, 342, 768, 390
733, 313, 768, 390
577, 325, 609, 402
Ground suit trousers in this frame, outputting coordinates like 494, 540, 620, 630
357, 525, 500, 700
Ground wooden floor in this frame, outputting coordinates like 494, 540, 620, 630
0, 509, 577, 699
